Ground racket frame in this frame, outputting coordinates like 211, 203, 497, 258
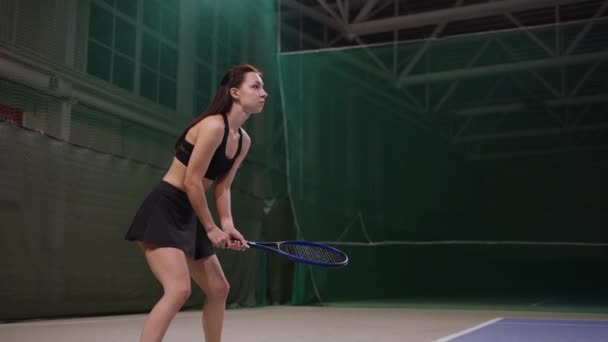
247, 240, 349, 268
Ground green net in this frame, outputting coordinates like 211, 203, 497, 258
279, 19, 608, 305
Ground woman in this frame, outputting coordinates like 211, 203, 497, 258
125, 64, 268, 342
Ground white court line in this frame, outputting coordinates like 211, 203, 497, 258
433, 318, 503, 342
500, 321, 608, 327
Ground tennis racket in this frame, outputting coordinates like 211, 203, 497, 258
240, 240, 349, 268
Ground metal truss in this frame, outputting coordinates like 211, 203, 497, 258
348, 0, 586, 36
446, 16, 608, 159
279, 0, 608, 158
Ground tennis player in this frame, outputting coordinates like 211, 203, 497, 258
125, 64, 267, 342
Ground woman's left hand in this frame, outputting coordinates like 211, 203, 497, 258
223, 226, 249, 251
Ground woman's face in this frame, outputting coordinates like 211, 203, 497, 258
232, 72, 268, 114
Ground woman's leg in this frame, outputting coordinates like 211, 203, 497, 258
187, 255, 230, 342
139, 242, 192, 342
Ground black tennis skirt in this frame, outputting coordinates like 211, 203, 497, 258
124, 180, 214, 260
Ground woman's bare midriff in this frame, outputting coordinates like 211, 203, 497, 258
162, 157, 214, 192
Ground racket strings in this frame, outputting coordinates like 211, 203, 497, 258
280, 244, 346, 264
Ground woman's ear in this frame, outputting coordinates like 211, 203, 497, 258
230, 87, 239, 99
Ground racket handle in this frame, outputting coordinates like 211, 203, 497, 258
230, 239, 251, 248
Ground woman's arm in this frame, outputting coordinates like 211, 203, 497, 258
214, 130, 251, 247
183, 117, 228, 247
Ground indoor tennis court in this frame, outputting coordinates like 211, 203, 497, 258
2, 0, 608, 341
3, 306, 608, 341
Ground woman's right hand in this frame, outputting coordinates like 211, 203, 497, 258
207, 227, 230, 249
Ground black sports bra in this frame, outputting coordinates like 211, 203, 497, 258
175, 113, 242, 180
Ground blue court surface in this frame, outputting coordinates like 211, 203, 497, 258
436, 317, 608, 342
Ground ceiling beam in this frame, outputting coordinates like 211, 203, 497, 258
282, 0, 347, 33
455, 123, 608, 143
471, 144, 608, 159
399, 50, 608, 86
348, 0, 585, 36
352, 0, 379, 23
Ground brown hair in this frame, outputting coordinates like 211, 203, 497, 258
174, 64, 262, 148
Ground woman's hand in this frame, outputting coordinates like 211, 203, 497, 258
223, 226, 249, 251
206, 226, 230, 249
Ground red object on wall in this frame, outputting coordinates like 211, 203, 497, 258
0, 104, 23, 126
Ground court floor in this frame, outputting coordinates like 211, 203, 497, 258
2, 305, 608, 342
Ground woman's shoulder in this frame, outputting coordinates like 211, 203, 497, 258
195, 114, 224, 130
187, 114, 225, 142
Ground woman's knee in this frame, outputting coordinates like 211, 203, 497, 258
206, 278, 230, 299
165, 282, 192, 304
188, 255, 230, 300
